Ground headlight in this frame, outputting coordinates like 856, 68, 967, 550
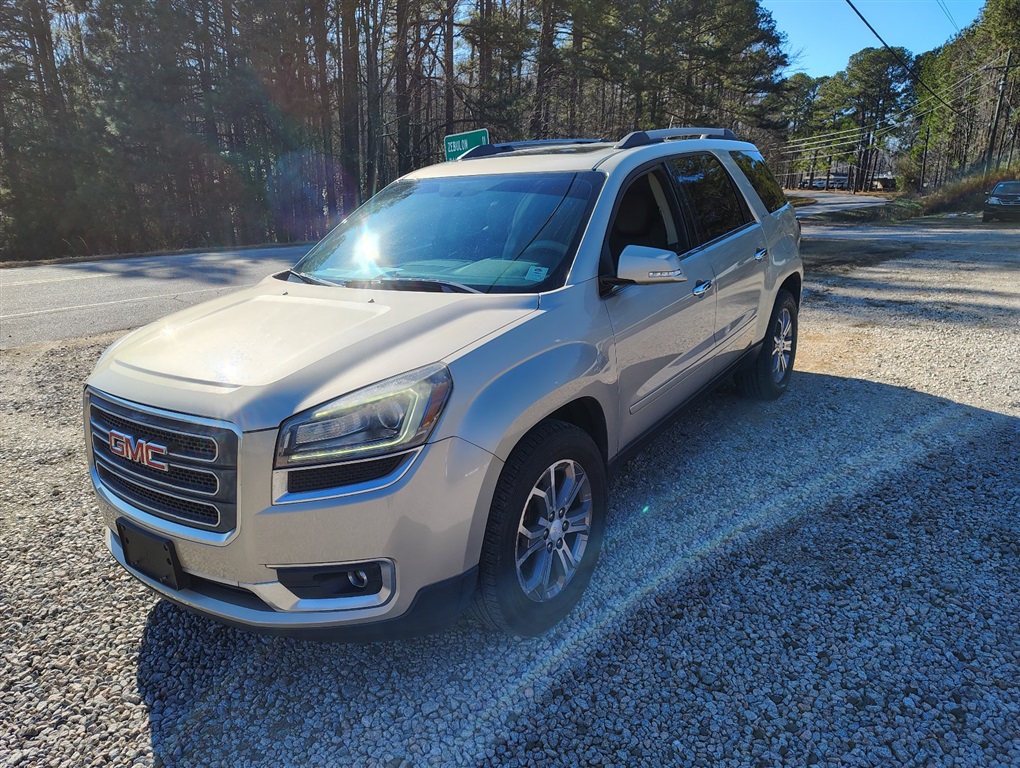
275, 363, 453, 468
987, 196, 1003, 204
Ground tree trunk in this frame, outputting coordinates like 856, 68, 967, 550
395, 0, 411, 174
529, 0, 556, 138
362, 0, 383, 197
310, 0, 336, 219
340, 0, 360, 213
445, 0, 455, 136
26, 0, 77, 194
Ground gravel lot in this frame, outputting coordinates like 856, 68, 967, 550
2, 218, 1018, 767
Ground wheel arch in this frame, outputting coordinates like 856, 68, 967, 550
545, 397, 609, 467
779, 271, 802, 305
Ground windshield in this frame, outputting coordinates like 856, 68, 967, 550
992, 182, 1020, 195
295, 172, 601, 293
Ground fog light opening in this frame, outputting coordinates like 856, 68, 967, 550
277, 561, 384, 599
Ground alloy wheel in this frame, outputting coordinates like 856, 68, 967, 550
515, 459, 593, 602
771, 307, 794, 383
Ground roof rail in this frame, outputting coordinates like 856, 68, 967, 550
459, 138, 605, 160
615, 127, 739, 149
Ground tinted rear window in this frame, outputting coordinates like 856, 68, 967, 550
730, 151, 788, 213
666, 153, 751, 246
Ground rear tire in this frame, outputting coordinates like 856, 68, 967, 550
982, 213, 992, 222
473, 420, 606, 636
736, 289, 798, 401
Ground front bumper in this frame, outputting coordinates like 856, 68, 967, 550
984, 203, 1020, 219
92, 431, 501, 638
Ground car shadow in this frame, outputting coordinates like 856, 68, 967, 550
135, 372, 1019, 766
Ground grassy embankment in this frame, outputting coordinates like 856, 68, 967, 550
807, 168, 1018, 223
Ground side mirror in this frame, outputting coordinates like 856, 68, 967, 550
614, 245, 687, 285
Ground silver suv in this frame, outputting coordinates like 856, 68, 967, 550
85, 128, 803, 638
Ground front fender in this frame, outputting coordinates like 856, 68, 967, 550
435, 283, 617, 463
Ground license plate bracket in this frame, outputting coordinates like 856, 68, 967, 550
116, 518, 190, 591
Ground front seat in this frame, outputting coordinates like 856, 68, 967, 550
608, 175, 668, 265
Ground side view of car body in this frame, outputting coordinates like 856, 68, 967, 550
85, 127, 803, 638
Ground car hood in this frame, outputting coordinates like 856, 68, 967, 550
87, 276, 539, 431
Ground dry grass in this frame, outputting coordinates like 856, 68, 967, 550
920, 168, 1018, 215
788, 196, 817, 208
807, 166, 1018, 224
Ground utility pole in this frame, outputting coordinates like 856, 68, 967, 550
985, 49, 1013, 176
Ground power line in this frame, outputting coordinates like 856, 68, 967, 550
935, 0, 961, 34
843, 0, 965, 117
776, 81, 996, 158
931, 0, 1016, 115
781, 60, 989, 150
778, 67, 989, 153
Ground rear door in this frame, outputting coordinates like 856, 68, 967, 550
726, 149, 800, 278
665, 152, 768, 371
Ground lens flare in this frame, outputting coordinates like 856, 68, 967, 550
355, 229, 381, 275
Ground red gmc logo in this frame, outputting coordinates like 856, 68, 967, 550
109, 430, 169, 471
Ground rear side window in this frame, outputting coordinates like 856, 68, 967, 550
666, 153, 751, 246
730, 151, 788, 213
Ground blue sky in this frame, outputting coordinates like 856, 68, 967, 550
760, 0, 986, 78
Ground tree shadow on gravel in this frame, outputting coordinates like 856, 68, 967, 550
136, 373, 1020, 768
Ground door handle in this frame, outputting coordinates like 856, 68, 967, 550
754, 248, 768, 262
692, 280, 713, 297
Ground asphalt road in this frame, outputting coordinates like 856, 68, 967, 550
0, 246, 308, 350
787, 190, 888, 218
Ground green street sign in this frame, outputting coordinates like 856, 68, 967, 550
444, 128, 490, 161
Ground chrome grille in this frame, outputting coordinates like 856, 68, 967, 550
91, 434, 220, 494
88, 390, 238, 532
90, 401, 219, 461
96, 464, 221, 526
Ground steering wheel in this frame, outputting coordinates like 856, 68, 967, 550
520, 240, 569, 262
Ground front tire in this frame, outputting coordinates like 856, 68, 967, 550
473, 420, 607, 636
736, 289, 798, 400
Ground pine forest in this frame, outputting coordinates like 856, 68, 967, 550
0, 0, 1017, 260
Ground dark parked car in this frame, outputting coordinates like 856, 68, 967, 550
983, 180, 1020, 222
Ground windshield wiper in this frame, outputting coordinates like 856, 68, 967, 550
287, 269, 341, 287
346, 277, 481, 294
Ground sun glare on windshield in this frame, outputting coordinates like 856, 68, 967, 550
295, 172, 603, 293
355, 229, 384, 276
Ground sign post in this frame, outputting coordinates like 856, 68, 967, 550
444, 129, 490, 161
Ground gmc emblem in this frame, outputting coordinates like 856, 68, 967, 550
109, 430, 169, 471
